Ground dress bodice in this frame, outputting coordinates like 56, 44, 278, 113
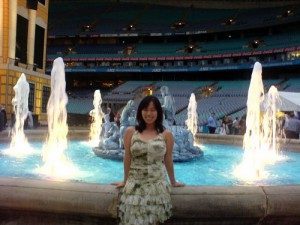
128, 131, 166, 182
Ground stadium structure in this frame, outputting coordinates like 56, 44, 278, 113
46, 0, 300, 127
1, 0, 300, 126
0, 0, 50, 123
0, 1, 300, 225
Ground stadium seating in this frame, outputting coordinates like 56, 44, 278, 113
47, 1, 300, 126
48, 2, 300, 36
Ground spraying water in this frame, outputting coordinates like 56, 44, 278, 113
6, 73, 32, 157
234, 63, 285, 183
234, 62, 266, 181
261, 85, 281, 163
39, 57, 77, 179
186, 93, 198, 141
89, 90, 104, 147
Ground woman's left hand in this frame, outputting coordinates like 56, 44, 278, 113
111, 181, 125, 188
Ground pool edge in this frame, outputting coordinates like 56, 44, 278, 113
0, 177, 299, 224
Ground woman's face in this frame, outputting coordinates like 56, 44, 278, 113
142, 101, 157, 125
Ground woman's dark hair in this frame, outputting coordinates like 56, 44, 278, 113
135, 95, 165, 133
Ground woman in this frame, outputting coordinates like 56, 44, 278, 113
113, 95, 184, 225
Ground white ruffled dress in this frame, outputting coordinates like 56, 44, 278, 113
118, 131, 172, 225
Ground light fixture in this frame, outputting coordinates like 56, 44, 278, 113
125, 24, 135, 31
14, 57, 20, 66
223, 18, 236, 26
171, 20, 186, 30
33, 63, 37, 71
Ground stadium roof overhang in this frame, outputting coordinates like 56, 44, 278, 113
116, 0, 299, 9
51, 0, 300, 9
277, 91, 300, 111
262, 91, 300, 112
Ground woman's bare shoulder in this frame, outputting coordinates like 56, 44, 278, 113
162, 129, 173, 140
125, 126, 136, 135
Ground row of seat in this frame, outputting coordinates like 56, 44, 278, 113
47, 31, 300, 59
66, 79, 299, 126
48, 1, 300, 36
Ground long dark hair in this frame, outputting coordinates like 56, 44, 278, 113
135, 95, 165, 133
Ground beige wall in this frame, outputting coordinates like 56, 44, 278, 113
0, 0, 50, 122
0, 65, 50, 121
2, 0, 9, 63
1, 0, 49, 69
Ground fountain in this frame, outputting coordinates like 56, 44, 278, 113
186, 93, 198, 145
92, 100, 135, 160
119, 100, 135, 149
234, 62, 283, 182
89, 90, 104, 147
160, 87, 203, 161
4, 73, 33, 157
92, 88, 203, 162
2, 62, 297, 184
38, 57, 78, 179
0, 60, 299, 225
261, 85, 282, 163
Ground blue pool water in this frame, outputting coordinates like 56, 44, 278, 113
0, 141, 299, 186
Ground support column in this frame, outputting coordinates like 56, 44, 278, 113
2, 0, 10, 63
8, 0, 17, 60
0, 1, 3, 63
42, 0, 49, 71
27, 9, 36, 66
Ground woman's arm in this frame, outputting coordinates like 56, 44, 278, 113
164, 130, 185, 187
123, 127, 134, 183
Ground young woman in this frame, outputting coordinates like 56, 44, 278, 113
113, 95, 184, 225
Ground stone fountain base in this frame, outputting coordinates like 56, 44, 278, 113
93, 146, 203, 162
1, 177, 300, 225
92, 126, 204, 162
92, 147, 124, 160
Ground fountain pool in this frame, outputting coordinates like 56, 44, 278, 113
0, 141, 299, 186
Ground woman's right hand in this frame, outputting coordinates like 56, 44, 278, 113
111, 181, 125, 188
171, 181, 185, 187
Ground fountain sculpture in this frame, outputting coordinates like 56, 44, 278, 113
93, 87, 203, 162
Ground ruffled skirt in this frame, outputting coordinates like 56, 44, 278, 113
118, 180, 172, 225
